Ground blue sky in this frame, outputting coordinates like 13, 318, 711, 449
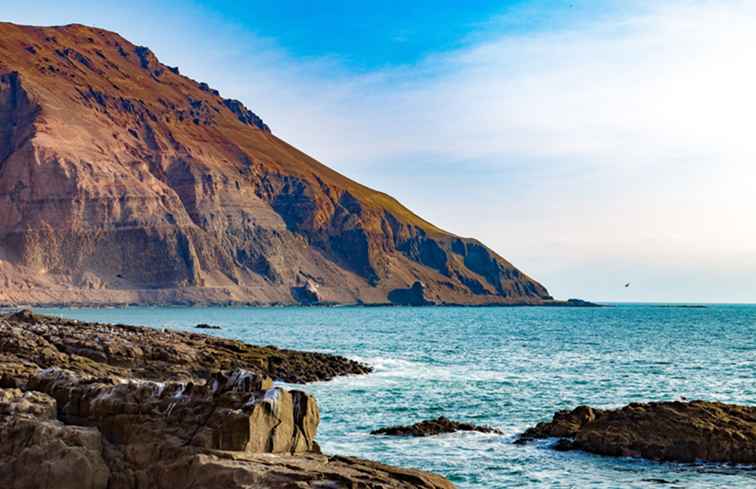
7, 1, 756, 302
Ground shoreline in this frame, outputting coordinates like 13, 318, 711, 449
3, 298, 602, 309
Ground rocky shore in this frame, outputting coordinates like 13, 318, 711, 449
0, 310, 454, 488
517, 401, 756, 464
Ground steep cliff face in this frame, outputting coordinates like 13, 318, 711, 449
0, 22, 552, 305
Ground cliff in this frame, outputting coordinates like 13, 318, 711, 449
0, 22, 552, 306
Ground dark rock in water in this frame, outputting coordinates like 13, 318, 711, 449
371, 416, 503, 437
195, 323, 222, 330
388, 281, 434, 306
517, 401, 756, 464
539, 298, 602, 307
7, 308, 36, 322
0, 312, 452, 489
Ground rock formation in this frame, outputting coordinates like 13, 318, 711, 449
371, 416, 503, 437
0, 310, 454, 488
516, 401, 756, 464
0, 22, 553, 306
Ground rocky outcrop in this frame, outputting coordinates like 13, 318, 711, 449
516, 401, 756, 464
292, 280, 321, 305
0, 311, 454, 488
0, 309, 370, 384
388, 281, 433, 306
371, 416, 503, 437
0, 22, 553, 307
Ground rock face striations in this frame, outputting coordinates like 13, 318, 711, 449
517, 401, 756, 464
0, 311, 454, 488
0, 22, 552, 306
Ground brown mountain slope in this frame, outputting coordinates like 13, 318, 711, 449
0, 22, 553, 306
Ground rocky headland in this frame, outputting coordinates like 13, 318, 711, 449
0, 22, 556, 307
371, 416, 503, 437
0, 310, 454, 488
516, 401, 756, 464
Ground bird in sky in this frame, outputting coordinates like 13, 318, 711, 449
625, 283, 630, 288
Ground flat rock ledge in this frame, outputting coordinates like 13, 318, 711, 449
372, 416, 503, 437
516, 401, 756, 464
0, 311, 454, 489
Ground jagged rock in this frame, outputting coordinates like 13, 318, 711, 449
516, 401, 756, 464
371, 416, 503, 437
25, 367, 318, 454
0, 22, 552, 307
222, 98, 270, 132
0, 388, 111, 489
0, 312, 455, 488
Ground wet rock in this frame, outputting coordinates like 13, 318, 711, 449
517, 401, 756, 464
371, 416, 503, 437
194, 323, 221, 330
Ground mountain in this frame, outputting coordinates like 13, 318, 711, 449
0, 22, 553, 306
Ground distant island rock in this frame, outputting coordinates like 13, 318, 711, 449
516, 401, 756, 464
371, 416, 503, 437
0, 22, 561, 308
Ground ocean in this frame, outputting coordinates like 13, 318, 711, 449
39, 304, 756, 488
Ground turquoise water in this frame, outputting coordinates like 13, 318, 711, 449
40, 304, 756, 488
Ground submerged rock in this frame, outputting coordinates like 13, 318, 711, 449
371, 416, 503, 437
0, 312, 454, 489
516, 401, 756, 464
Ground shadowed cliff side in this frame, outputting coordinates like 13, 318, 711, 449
0, 22, 553, 306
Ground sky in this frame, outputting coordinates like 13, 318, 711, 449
7, 1, 756, 303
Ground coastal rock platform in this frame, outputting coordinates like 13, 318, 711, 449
0, 310, 454, 489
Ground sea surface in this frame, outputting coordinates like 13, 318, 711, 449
39, 304, 756, 488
